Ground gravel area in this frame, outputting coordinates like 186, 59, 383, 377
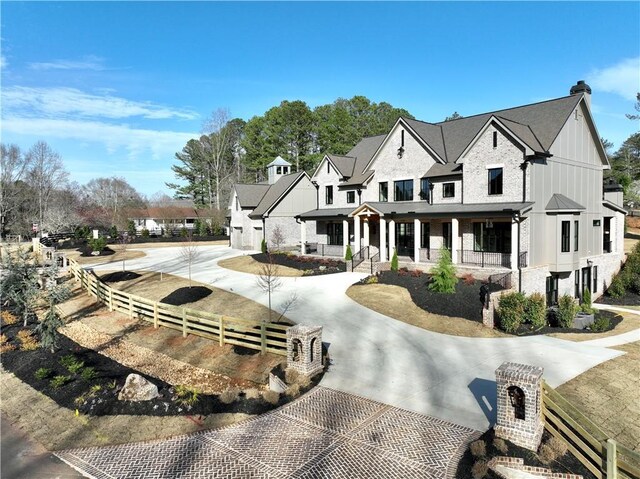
61, 322, 255, 395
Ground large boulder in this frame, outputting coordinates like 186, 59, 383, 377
118, 374, 159, 401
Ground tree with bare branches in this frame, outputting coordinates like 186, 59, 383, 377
1, 144, 31, 237
256, 254, 282, 322
180, 233, 202, 288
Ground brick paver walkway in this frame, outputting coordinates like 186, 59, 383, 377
55, 387, 478, 478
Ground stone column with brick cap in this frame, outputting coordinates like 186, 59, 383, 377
286, 325, 323, 377
494, 362, 544, 451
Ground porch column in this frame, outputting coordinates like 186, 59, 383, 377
300, 220, 307, 255
511, 219, 518, 271
414, 218, 420, 263
380, 217, 387, 262
451, 218, 459, 264
342, 219, 349, 258
363, 218, 370, 248
389, 219, 396, 259
354, 215, 361, 253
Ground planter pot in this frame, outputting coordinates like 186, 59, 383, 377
574, 312, 595, 329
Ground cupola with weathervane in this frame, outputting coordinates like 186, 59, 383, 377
267, 156, 292, 185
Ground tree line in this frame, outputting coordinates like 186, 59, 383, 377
168, 96, 414, 210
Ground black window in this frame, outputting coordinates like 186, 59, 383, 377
420, 222, 430, 249
327, 223, 343, 245
394, 180, 413, 201
561, 221, 570, 252
420, 178, 430, 201
488, 168, 503, 195
493, 131, 498, 148
283, 166, 288, 174
325, 185, 333, 205
574, 270, 580, 298
443, 182, 455, 198
276, 166, 282, 174
593, 266, 598, 293
574, 220, 579, 251
346, 191, 355, 204
327, 161, 330, 174
546, 275, 558, 306
593, 219, 601, 227
379, 182, 388, 202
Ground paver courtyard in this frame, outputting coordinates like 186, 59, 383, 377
56, 387, 477, 478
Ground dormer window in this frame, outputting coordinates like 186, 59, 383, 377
325, 185, 333, 205
276, 166, 282, 174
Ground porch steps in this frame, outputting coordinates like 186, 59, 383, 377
354, 259, 378, 275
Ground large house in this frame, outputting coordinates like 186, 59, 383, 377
295, 80, 625, 302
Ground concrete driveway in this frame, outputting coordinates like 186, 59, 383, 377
92, 245, 633, 431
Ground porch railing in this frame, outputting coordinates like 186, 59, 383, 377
305, 243, 343, 257
488, 271, 512, 289
458, 250, 511, 268
518, 251, 528, 268
370, 252, 380, 275
351, 246, 369, 270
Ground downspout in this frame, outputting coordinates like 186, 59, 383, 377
311, 181, 319, 210
514, 212, 522, 293
262, 217, 266, 243
520, 160, 528, 203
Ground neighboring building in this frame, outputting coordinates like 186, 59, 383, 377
298, 81, 625, 302
228, 157, 318, 250
128, 201, 221, 235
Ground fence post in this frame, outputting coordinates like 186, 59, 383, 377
260, 321, 267, 355
607, 439, 617, 479
182, 309, 187, 338
219, 316, 225, 346
129, 295, 133, 319
153, 303, 158, 329
108, 288, 113, 311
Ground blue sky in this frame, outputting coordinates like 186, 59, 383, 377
1, 2, 639, 197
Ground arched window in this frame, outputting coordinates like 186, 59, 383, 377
507, 386, 526, 420
291, 339, 302, 362
310, 338, 316, 363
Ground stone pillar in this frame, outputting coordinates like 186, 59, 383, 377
389, 219, 396, 259
363, 218, 370, 248
342, 219, 349, 258
511, 219, 518, 271
286, 325, 323, 377
380, 218, 387, 262
495, 362, 544, 451
354, 215, 361, 253
414, 218, 420, 263
300, 220, 307, 255
451, 218, 459, 264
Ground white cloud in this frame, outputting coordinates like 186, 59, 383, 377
0, 55, 7, 70
1, 116, 197, 161
589, 57, 640, 101
28, 55, 107, 71
2, 86, 199, 120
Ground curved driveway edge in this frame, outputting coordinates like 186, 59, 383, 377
56, 387, 478, 479
91, 245, 629, 431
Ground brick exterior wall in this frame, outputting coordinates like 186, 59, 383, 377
494, 362, 544, 451
488, 457, 583, 479
287, 325, 323, 377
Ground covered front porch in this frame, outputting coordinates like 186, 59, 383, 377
298, 201, 532, 271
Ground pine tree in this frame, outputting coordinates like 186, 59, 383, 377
428, 247, 458, 293
390, 248, 398, 271
345, 244, 353, 261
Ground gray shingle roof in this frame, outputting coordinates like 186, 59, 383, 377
267, 156, 291, 167
249, 172, 307, 218
403, 118, 447, 161
545, 193, 585, 211
341, 135, 387, 186
298, 208, 357, 219
359, 201, 534, 217
424, 163, 463, 178
327, 154, 356, 178
234, 184, 270, 208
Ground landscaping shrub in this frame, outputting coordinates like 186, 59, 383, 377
141, 229, 150, 238
75, 225, 91, 240
470, 440, 487, 458
607, 275, 627, 298
0, 334, 15, 353
547, 436, 568, 458
286, 384, 301, 398
345, 244, 353, 261
219, 388, 239, 404
60, 354, 85, 374
16, 330, 39, 351
1, 310, 19, 325
50, 375, 71, 389
261, 238, 267, 254
498, 292, 526, 333
471, 460, 489, 479
557, 295, 579, 328
462, 273, 475, 285
364, 275, 378, 284
127, 220, 137, 237
109, 225, 118, 238
174, 385, 200, 406
390, 248, 398, 271
262, 390, 280, 405
80, 367, 97, 381
493, 437, 508, 454
581, 288, 594, 314
524, 292, 547, 328
34, 367, 52, 380
591, 315, 610, 332
88, 237, 107, 253
285, 368, 300, 384
428, 247, 457, 293
180, 228, 189, 237
244, 388, 261, 400
538, 443, 555, 464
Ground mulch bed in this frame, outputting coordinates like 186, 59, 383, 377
376, 270, 622, 336
77, 245, 116, 257
160, 286, 212, 306
455, 428, 595, 479
253, 253, 346, 275
596, 291, 640, 306
100, 271, 142, 283
376, 270, 503, 322
0, 318, 322, 417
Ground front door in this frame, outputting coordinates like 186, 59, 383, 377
395, 222, 414, 256
582, 267, 592, 296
